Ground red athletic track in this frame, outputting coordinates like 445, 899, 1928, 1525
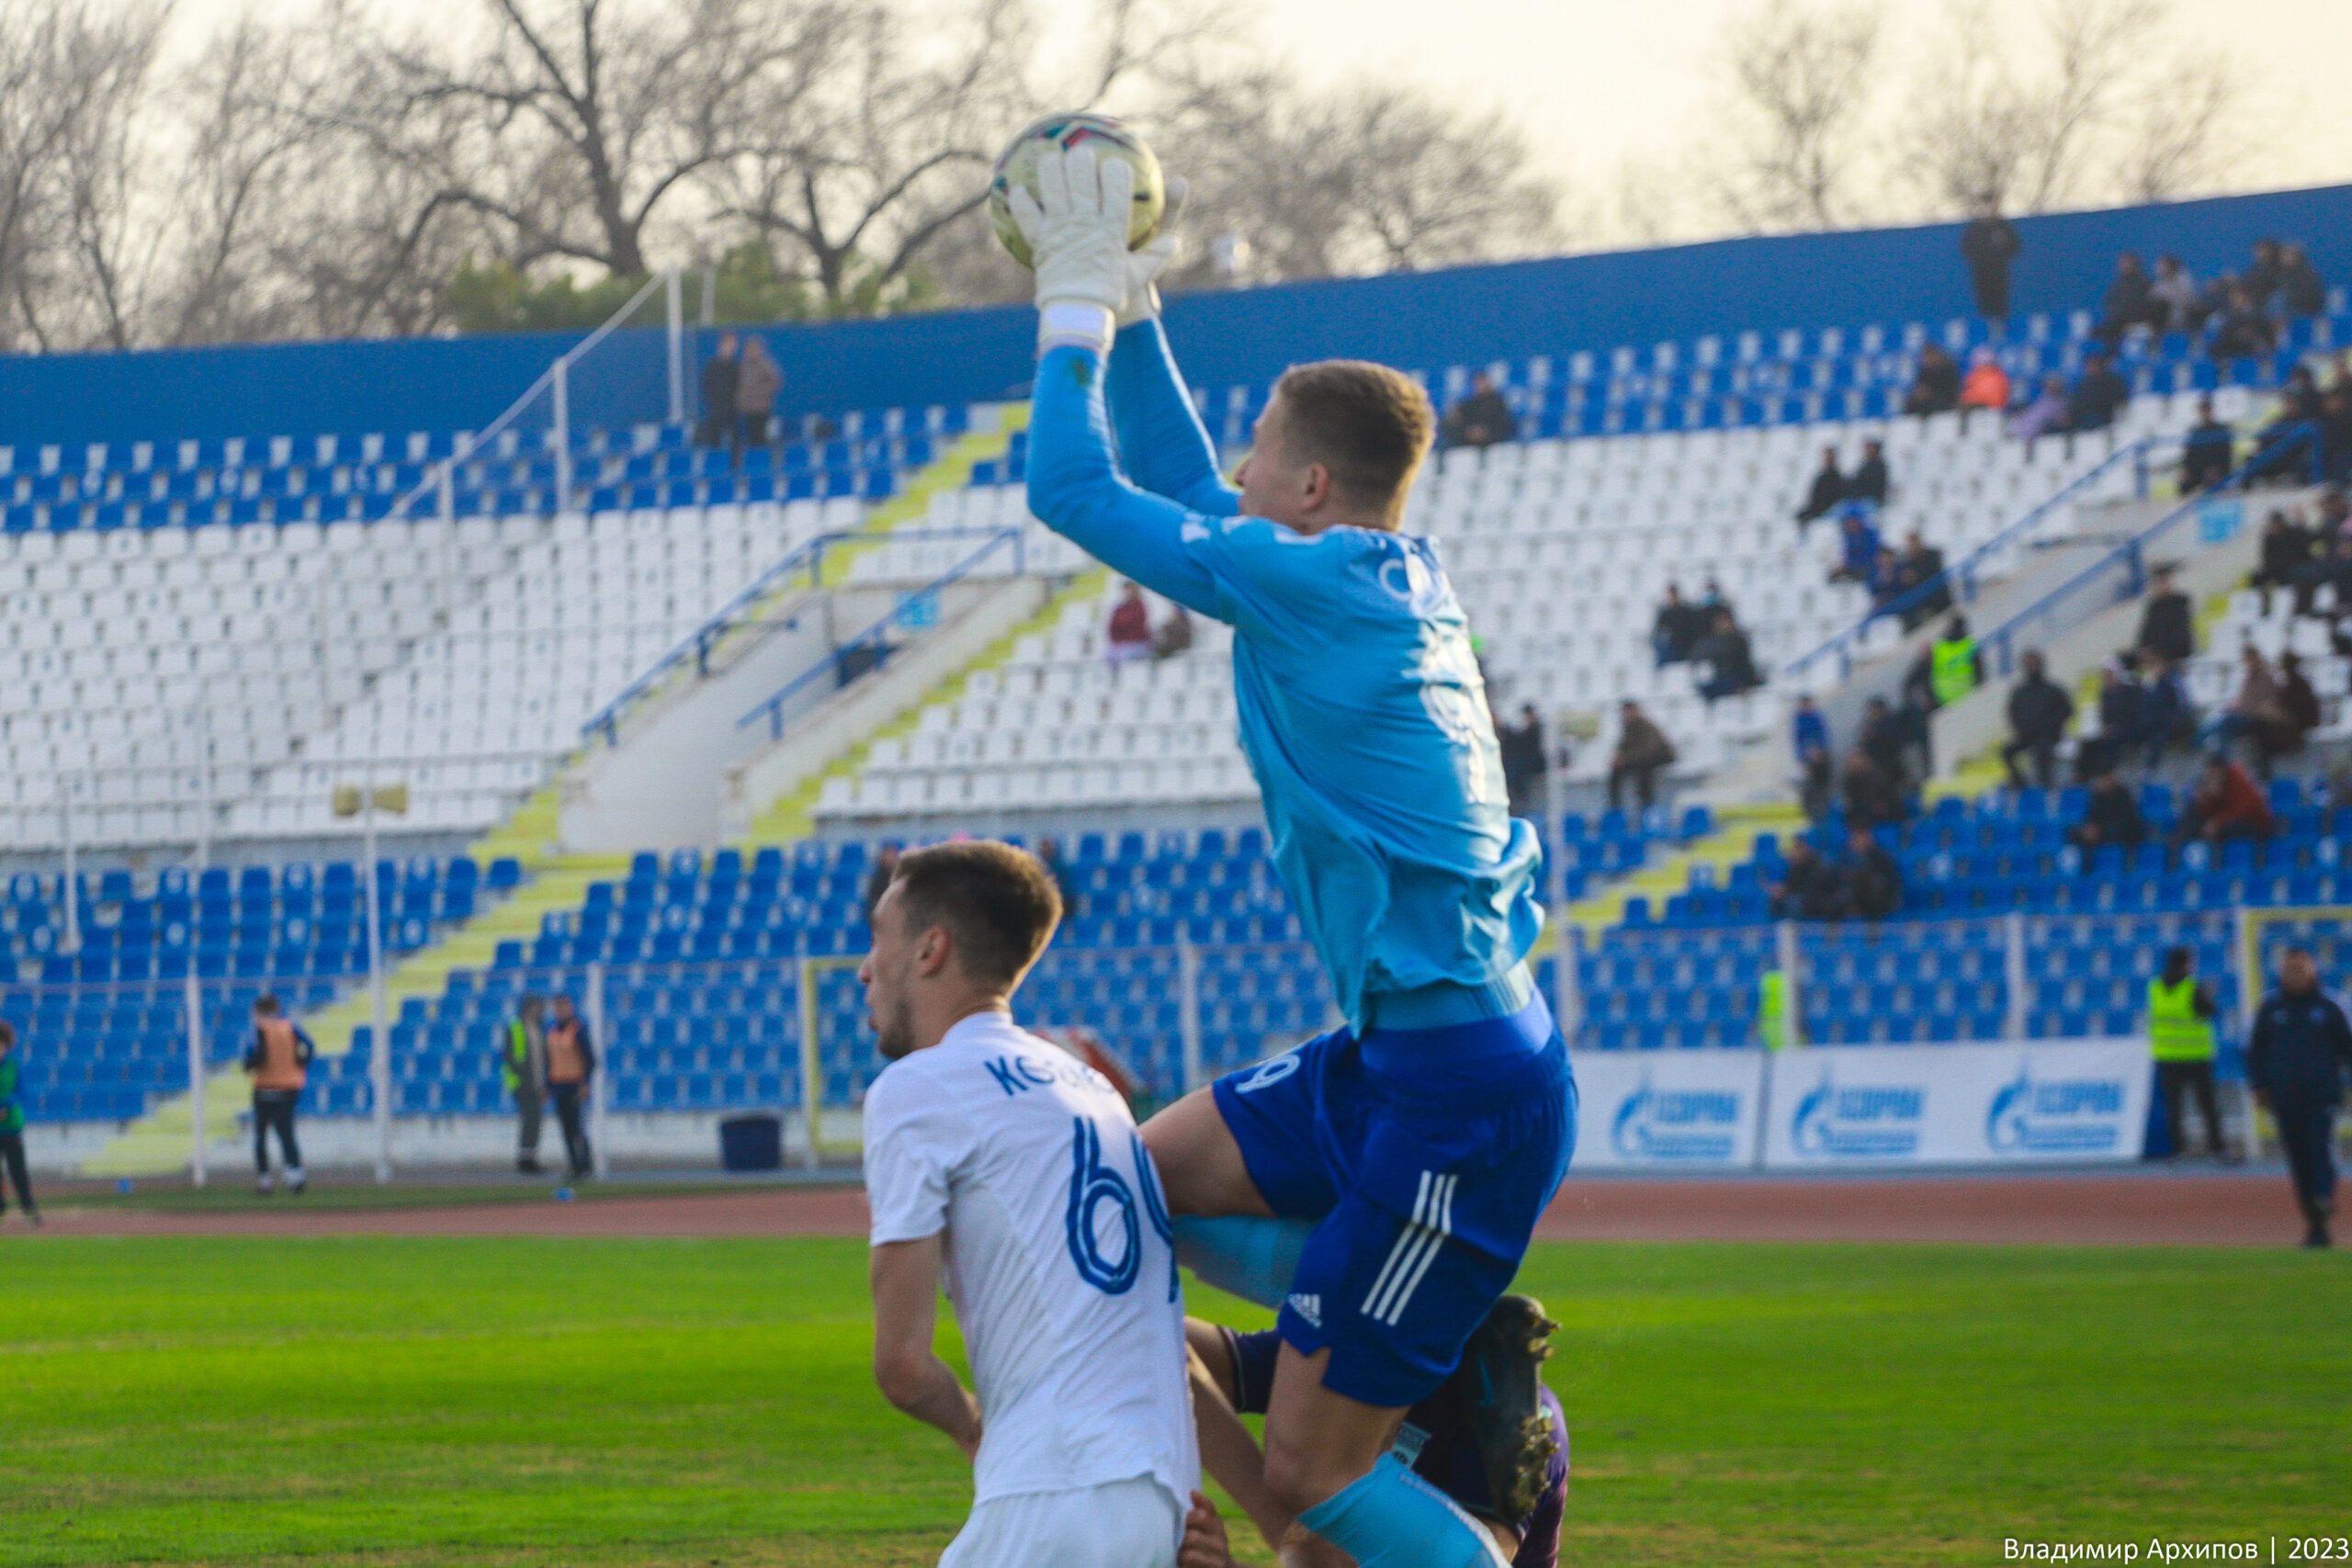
13, 1169, 2301, 1246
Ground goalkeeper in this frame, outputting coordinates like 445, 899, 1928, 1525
1015, 147, 1575, 1568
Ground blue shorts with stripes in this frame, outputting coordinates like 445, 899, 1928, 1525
1209, 991, 1576, 1408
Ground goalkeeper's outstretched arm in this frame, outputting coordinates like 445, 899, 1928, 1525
1107, 317, 1238, 518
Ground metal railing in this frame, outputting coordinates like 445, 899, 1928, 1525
735, 528, 1030, 742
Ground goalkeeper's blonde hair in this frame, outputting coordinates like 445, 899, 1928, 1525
1273, 360, 1433, 529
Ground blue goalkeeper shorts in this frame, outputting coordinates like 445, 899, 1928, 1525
1209, 987, 1576, 1408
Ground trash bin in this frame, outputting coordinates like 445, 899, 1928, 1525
719, 1113, 782, 1172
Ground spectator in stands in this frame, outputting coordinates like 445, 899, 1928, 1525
1857, 696, 1909, 789
2242, 239, 2284, 312
1795, 446, 1847, 528
545, 994, 596, 1181
2069, 766, 2147, 857
1608, 700, 1677, 810
2077, 660, 2146, 780
1651, 582, 1708, 665
2322, 389, 2352, 487
1848, 439, 1890, 507
2208, 283, 2277, 362
1892, 531, 1951, 631
1843, 823, 1904, 920
1766, 838, 1843, 921
2139, 656, 2198, 767
1829, 505, 1881, 585
2096, 253, 2154, 346
243, 994, 313, 1196
1959, 347, 2010, 415
2066, 351, 2130, 433
2180, 399, 2236, 492
1105, 581, 1153, 665
1921, 613, 1983, 712
502, 994, 548, 1175
2173, 752, 2277, 846
2248, 947, 2352, 1247
1792, 692, 1831, 765
1961, 204, 2020, 320
2147, 945, 2226, 1163
697, 333, 740, 450
1442, 372, 1516, 449
864, 842, 901, 923
1868, 546, 1905, 614
2134, 566, 2196, 665
2292, 530, 2352, 617
1035, 837, 1080, 915
2200, 645, 2286, 763
1499, 704, 1547, 818
2274, 650, 2321, 765
1692, 610, 1762, 703
2001, 649, 2074, 790
2278, 243, 2328, 319
2149, 254, 2199, 333
1840, 746, 1906, 830
1152, 602, 1193, 660
2249, 367, 2325, 487
735, 336, 782, 457
1905, 344, 1961, 416
0, 1021, 35, 1226
2009, 374, 2071, 441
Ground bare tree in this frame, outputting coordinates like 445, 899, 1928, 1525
2110, 54, 2242, 205
1708, 0, 1883, 232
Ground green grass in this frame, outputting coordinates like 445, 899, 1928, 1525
0, 1238, 2344, 1566
49, 1179, 816, 1215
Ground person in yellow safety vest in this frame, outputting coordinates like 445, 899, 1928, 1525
242, 994, 316, 1195
1927, 613, 1983, 710
503, 995, 548, 1175
2147, 944, 2225, 1158
1758, 970, 1791, 1050
545, 993, 598, 1180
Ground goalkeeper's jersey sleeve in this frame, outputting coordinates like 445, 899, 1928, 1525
1026, 337, 1544, 1030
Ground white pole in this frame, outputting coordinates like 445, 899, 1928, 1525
553, 357, 572, 513
587, 960, 610, 1179
2002, 911, 2028, 1041
364, 785, 391, 1184
437, 452, 456, 527
1177, 940, 1203, 1094
186, 963, 209, 1188
797, 954, 821, 1168
665, 267, 684, 428
1776, 919, 1804, 1048
1555, 921, 1583, 1047
60, 773, 79, 954
195, 707, 214, 869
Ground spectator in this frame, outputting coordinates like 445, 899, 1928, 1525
2179, 399, 2236, 492
1923, 613, 1983, 711
2322, 389, 2352, 487
1035, 836, 1080, 915
1795, 446, 1848, 527
2208, 283, 2277, 361
2146, 945, 2226, 1162
1905, 344, 1961, 416
1498, 704, 1547, 818
1696, 577, 1731, 614
1442, 371, 1516, 449
1847, 438, 1890, 506
2139, 656, 2199, 768
2148, 254, 2198, 333
1858, 696, 1915, 795
2187, 269, 2237, 336
2173, 752, 2277, 846
1829, 505, 1882, 584
2132, 566, 2196, 665
1767, 838, 1844, 921
2069, 766, 2147, 856
2278, 242, 2327, 319
1868, 546, 1905, 614
545, 993, 596, 1181
2066, 351, 2130, 433
1608, 701, 1677, 810
1792, 692, 1831, 764
735, 335, 782, 457
2001, 649, 2075, 790
1960, 204, 2020, 320
1105, 581, 1153, 664
1692, 610, 1761, 703
863, 841, 901, 923
1151, 603, 1193, 660
2076, 660, 2146, 780
2274, 650, 2321, 764
1799, 744, 1837, 825
2009, 374, 2071, 441
242, 994, 313, 1196
2292, 530, 2352, 618
2247, 947, 2352, 1247
1841, 746, 1906, 831
2096, 253, 2154, 346
1841, 823, 1904, 920
697, 333, 740, 449
2242, 238, 2284, 312
501, 994, 548, 1176
1651, 582, 1708, 666
0, 1021, 35, 1225
2251, 367, 2324, 486
2198, 645, 2285, 763
1891, 531, 1950, 631
1959, 347, 2010, 413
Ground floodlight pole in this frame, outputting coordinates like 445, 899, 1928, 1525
553, 356, 572, 512
587, 961, 610, 1179
664, 267, 685, 428
188, 714, 210, 1188
364, 779, 392, 1184
59, 773, 79, 954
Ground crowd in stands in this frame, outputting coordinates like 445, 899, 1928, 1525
1650, 581, 1762, 704
1763, 827, 1902, 922
695, 333, 786, 458
1103, 581, 1193, 664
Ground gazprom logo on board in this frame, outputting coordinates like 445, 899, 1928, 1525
1611, 1076, 1741, 1162
1791, 1074, 1924, 1159
1984, 1064, 2128, 1156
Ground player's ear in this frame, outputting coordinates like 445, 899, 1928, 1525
912, 923, 953, 978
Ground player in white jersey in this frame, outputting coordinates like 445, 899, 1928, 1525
862, 840, 1200, 1567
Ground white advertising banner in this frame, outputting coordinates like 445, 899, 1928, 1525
1569, 1049, 1768, 1170
1759, 1039, 2153, 1170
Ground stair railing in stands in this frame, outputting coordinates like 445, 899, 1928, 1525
736, 528, 1029, 742
583, 526, 1028, 748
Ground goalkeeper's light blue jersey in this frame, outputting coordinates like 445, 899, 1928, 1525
1026, 321, 1544, 1031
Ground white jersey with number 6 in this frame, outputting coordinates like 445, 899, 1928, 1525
864, 1010, 1197, 1515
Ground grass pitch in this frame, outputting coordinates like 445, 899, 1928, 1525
1, 1233, 2344, 1566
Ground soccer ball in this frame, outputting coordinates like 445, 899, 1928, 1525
988, 111, 1166, 270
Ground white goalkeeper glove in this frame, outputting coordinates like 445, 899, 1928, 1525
1117, 176, 1185, 329
1008, 143, 1133, 354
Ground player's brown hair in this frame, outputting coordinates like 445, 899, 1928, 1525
254, 994, 282, 1017
1272, 360, 1435, 527
0, 1020, 14, 1047
888, 840, 1062, 989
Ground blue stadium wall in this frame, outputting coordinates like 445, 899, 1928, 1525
4, 183, 2347, 449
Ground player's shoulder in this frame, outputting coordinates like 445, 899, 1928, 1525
869, 1017, 1114, 1115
